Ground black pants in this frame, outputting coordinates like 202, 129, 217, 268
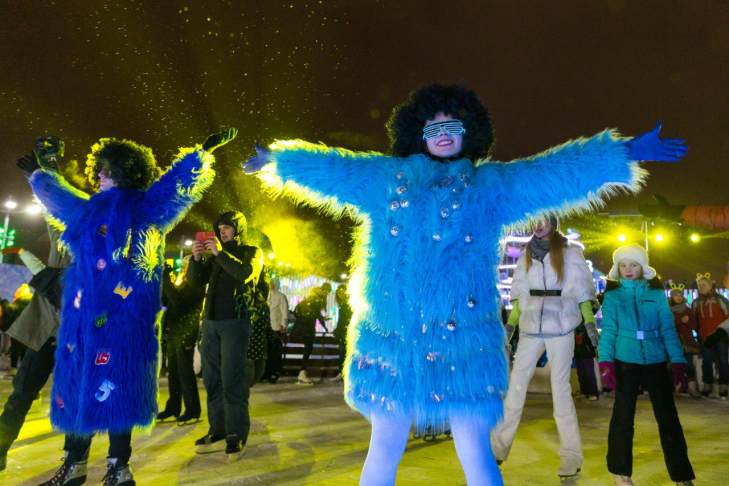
162, 341, 200, 417
263, 332, 284, 381
700, 340, 729, 385
0, 337, 55, 455
607, 360, 694, 481
335, 334, 346, 374
575, 357, 599, 397
65, 432, 132, 465
300, 334, 315, 371
201, 318, 250, 443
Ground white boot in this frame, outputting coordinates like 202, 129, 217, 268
297, 370, 314, 385
613, 474, 633, 485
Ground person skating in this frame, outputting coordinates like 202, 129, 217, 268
668, 286, 701, 398
19, 128, 236, 486
264, 279, 289, 383
243, 83, 687, 485
156, 258, 204, 425
691, 274, 729, 398
491, 216, 597, 478
598, 244, 695, 486
0, 226, 68, 472
190, 211, 262, 460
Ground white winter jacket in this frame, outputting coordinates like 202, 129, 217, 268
510, 243, 595, 336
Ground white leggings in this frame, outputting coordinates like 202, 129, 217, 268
359, 412, 503, 486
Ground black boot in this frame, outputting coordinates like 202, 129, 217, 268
38, 458, 87, 486
155, 410, 178, 422
176, 412, 201, 426
102, 458, 135, 486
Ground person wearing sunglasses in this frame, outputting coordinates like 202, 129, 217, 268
243, 83, 686, 485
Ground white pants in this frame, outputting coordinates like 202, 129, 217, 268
491, 332, 582, 473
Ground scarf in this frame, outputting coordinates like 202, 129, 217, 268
670, 302, 689, 314
527, 236, 550, 262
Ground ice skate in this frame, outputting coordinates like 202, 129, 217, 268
225, 437, 245, 463
194, 434, 226, 454
297, 370, 314, 385
39, 458, 87, 486
102, 458, 135, 486
612, 474, 633, 485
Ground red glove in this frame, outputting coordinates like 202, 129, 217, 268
599, 361, 616, 391
671, 363, 688, 392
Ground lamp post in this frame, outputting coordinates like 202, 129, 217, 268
0, 198, 44, 263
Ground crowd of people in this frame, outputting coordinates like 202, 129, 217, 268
1, 82, 727, 486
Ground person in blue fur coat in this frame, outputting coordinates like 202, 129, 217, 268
17, 128, 236, 486
597, 244, 694, 486
244, 84, 687, 486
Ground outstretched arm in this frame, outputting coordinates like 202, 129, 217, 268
477, 125, 686, 226
28, 169, 90, 227
141, 128, 236, 231
245, 140, 393, 215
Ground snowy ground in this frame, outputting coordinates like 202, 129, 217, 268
1, 373, 727, 485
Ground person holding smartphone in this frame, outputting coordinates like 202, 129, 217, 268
189, 211, 262, 460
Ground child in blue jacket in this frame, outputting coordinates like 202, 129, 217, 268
598, 244, 694, 486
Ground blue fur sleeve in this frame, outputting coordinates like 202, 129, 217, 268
476, 129, 646, 227
140, 147, 215, 232
257, 140, 393, 216
29, 170, 90, 227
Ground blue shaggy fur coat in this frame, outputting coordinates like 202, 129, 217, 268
258, 131, 645, 433
29, 147, 215, 434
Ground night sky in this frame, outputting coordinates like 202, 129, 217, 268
1, 1, 728, 282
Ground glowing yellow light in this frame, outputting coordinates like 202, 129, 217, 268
276, 261, 283, 267
617, 233, 627, 243
654, 233, 664, 242
690, 233, 700, 243
267, 251, 275, 260
340, 273, 348, 280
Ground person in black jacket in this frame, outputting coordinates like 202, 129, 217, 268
189, 211, 262, 460
157, 257, 205, 425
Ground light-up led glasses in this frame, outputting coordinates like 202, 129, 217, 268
422, 120, 466, 140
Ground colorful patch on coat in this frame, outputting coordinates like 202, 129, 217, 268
66, 343, 76, 353
55, 394, 64, 409
94, 313, 108, 328
113, 282, 133, 299
95, 351, 111, 365
97, 224, 108, 237
73, 289, 83, 309
96, 258, 107, 270
94, 379, 116, 402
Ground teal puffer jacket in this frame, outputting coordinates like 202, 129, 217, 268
598, 278, 686, 365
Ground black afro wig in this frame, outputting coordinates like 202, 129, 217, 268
85, 138, 159, 190
386, 84, 494, 162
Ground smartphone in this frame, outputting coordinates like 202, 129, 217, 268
195, 231, 216, 243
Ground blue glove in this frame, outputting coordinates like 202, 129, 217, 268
625, 122, 687, 162
242, 144, 272, 173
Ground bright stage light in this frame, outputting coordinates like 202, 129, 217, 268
654, 233, 664, 243
184, 239, 193, 247
267, 251, 275, 260
25, 203, 42, 215
617, 233, 627, 243
4, 199, 18, 210
690, 233, 700, 243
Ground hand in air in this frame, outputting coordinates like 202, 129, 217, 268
16, 151, 42, 175
202, 127, 238, 153
204, 238, 222, 256
242, 144, 272, 174
626, 122, 687, 162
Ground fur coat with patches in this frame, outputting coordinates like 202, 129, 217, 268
29, 147, 214, 434
257, 129, 644, 433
